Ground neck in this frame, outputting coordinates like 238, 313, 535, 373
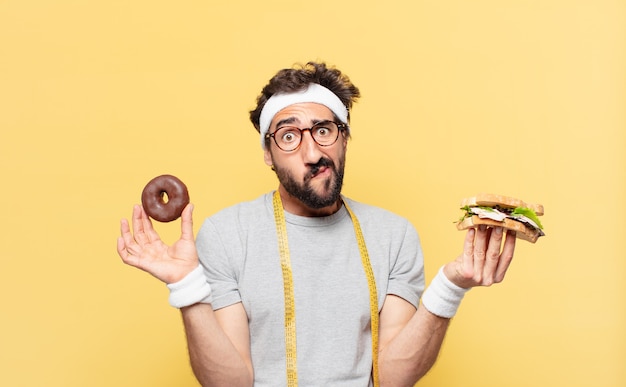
277, 185, 342, 217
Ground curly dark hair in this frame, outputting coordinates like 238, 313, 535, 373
249, 62, 361, 141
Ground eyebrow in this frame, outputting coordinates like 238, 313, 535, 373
274, 117, 331, 129
274, 117, 298, 128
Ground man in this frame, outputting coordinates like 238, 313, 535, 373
117, 62, 516, 386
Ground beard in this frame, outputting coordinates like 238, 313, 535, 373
273, 155, 345, 210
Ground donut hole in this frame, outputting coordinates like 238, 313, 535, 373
160, 191, 169, 204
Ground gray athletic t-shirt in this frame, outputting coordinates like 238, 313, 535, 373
196, 192, 425, 386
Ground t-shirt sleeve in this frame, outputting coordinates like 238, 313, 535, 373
196, 217, 243, 310
385, 220, 425, 309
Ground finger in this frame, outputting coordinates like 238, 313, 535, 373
461, 228, 476, 278
495, 230, 516, 282
123, 211, 156, 258
120, 217, 130, 236
472, 225, 490, 282
116, 236, 128, 260
120, 218, 138, 251
118, 219, 143, 266
482, 226, 504, 285
138, 205, 160, 243
131, 204, 149, 245
180, 203, 195, 242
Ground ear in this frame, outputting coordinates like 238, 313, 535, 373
264, 148, 273, 166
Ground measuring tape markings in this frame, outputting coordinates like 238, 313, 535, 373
344, 202, 380, 387
273, 192, 298, 385
272, 191, 380, 387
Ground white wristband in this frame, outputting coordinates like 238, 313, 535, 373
166, 265, 212, 309
421, 267, 470, 318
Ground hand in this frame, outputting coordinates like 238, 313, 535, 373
117, 203, 199, 284
444, 226, 516, 289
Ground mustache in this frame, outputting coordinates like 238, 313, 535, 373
306, 158, 334, 179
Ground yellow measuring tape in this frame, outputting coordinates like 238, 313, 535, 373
272, 191, 380, 387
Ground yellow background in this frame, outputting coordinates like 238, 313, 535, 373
1, 0, 624, 386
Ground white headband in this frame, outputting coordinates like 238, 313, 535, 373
259, 83, 348, 149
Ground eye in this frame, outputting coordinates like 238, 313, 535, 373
315, 127, 330, 137
279, 128, 300, 143
313, 123, 335, 138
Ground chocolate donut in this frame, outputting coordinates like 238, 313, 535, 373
141, 174, 190, 222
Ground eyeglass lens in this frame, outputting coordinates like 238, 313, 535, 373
273, 121, 340, 151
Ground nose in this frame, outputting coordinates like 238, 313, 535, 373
299, 130, 324, 163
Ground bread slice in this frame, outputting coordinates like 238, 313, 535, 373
461, 193, 544, 216
457, 215, 541, 243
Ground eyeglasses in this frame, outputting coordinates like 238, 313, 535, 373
265, 121, 348, 152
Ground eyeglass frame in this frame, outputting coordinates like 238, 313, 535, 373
264, 120, 349, 152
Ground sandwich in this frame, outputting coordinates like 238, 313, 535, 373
457, 193, 545, 243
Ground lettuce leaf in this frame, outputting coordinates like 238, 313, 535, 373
512, 207, 543, 229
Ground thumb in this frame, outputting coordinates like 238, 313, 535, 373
180, 203, 195, 241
